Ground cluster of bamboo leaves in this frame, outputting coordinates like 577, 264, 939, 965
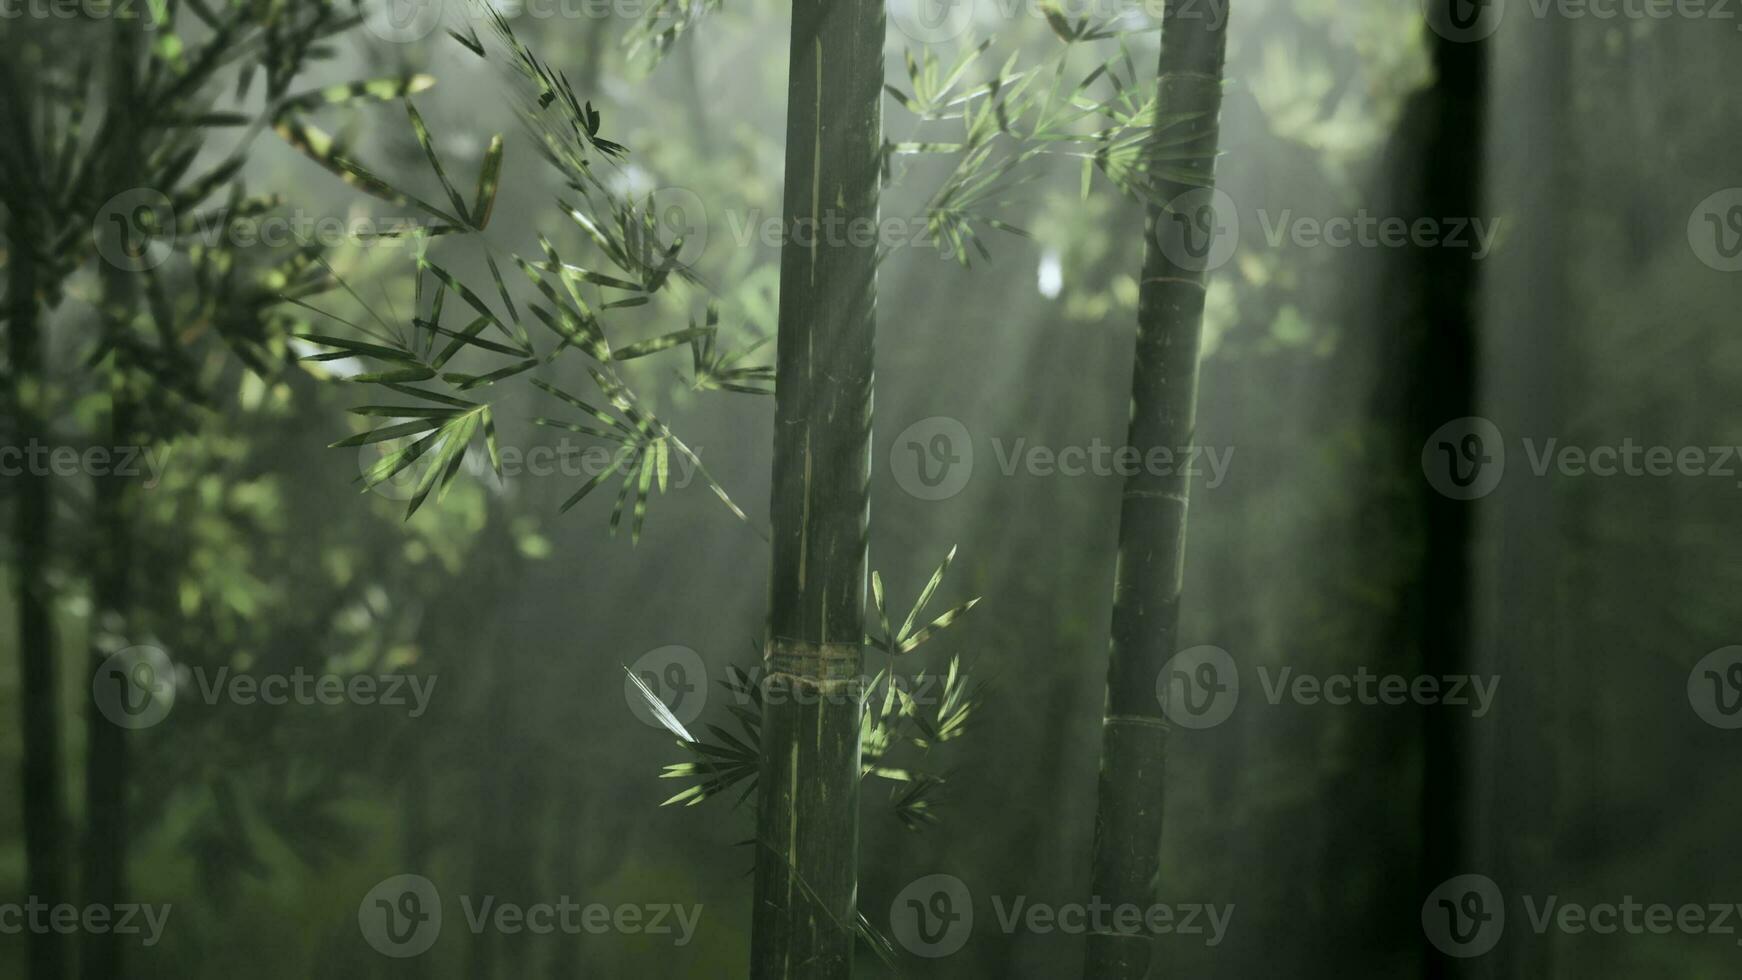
0, 1, 416, 434
283, 7, 771, 538
636, 546, 983, 831
880, 14, 1193, 264
614, 1, 1201, 265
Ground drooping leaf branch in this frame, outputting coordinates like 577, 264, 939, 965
282, 8, 770, 538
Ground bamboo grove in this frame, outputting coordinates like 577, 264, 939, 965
5, 0, 1724, 977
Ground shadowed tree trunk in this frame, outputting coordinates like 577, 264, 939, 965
1083, 4, 1229, 978
82, 25, 145, 979
1408, 14, 1487, 980
750, 0, 883, 973
80, 376, 134, 980
1489, 16, 1571, 980
7, 202, 74, 980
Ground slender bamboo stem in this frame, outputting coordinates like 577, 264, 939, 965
9, 209, 74, 980
750, 0, 883, 974
81, 28, 144, 979
1084, 4, 1228, 978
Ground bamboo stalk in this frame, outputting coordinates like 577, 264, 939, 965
750, 0, 884, 974
1084, 4, 1228, 978
8, 209, 74, 980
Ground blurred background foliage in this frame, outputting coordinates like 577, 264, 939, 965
3, 0, 1740, 976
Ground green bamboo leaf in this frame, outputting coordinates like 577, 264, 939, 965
612, 326, 712, 361
331, 418, 446, 447
470, 134, 505, 228
404, 98, 472, 222
897, 597, 982, 655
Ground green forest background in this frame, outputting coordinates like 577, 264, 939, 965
3, 0, 1740, 976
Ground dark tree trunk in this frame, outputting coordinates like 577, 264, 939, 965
1083, 4, 1229, 978
81, 28, 145, 977
80, 379, 133, 980
9, 206, 74, 980
1406, 9, 1488, 980
750, 0, 883, 974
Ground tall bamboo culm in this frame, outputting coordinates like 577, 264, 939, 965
749, 0, 884, 975
1084, 3, 1229, 978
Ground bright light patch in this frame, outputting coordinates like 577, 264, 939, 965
1037, 249, 1063, 298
